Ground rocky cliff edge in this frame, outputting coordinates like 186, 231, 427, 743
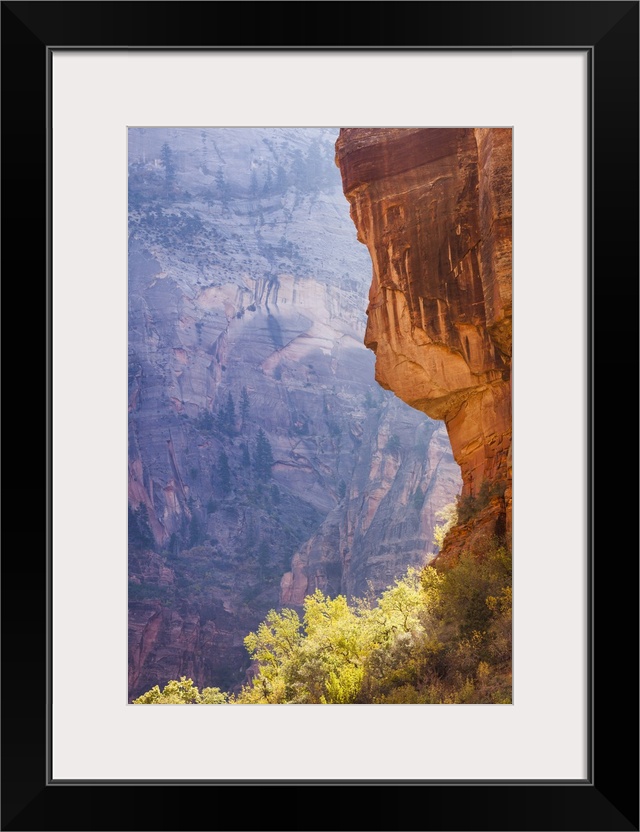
336, 128, 512, 558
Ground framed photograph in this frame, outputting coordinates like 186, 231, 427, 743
3, 2, 637, 830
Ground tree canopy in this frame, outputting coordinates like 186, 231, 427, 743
134, 539, 512, 705
133, 676, 227, 704
254, 428, 274, 481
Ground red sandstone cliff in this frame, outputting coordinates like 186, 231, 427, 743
335, 128, 512, 557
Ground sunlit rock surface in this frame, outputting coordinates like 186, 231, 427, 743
336, 128, 512, 559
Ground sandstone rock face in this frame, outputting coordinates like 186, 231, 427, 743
128, 128, 461, 698
335, 128, 512, 556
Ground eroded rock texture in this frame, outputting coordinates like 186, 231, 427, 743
128, 128, 461, 698
336, 128, 512, 556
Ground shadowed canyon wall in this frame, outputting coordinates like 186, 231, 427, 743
336, 128, 512, 558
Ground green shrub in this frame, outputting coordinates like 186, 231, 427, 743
134, 540, 512, 706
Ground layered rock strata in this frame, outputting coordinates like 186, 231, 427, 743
336, 128, 512, 557
128, 128, 461, 698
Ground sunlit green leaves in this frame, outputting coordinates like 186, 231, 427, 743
133, 676, 228, 704
432, 502, 458, 551
135, 540, 512, 705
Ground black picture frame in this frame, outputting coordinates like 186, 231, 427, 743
2, 2, 638, 830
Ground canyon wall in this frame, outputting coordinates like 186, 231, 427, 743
128, 128, 460, 698
335, 128, 512, 558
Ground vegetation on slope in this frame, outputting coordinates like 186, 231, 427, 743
133, 537, 511, 705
